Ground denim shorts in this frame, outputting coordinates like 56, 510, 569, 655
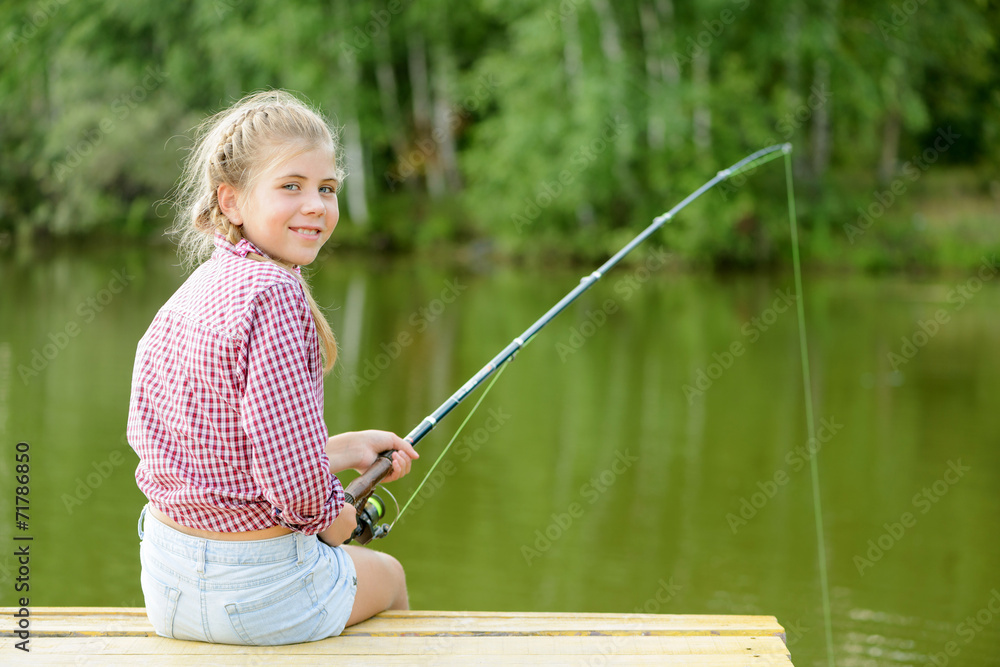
137, 505, 357, 645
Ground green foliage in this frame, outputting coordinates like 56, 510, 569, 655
1, 0, 997, 268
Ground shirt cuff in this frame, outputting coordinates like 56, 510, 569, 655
271, 473, 346, 536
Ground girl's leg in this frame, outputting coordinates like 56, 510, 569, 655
342, 545, 409, 626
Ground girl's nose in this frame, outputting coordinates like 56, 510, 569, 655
302, 191, 325, 215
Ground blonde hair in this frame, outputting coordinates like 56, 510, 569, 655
170, 90, 343, 373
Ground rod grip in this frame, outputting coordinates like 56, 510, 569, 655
344, 452, 394, 507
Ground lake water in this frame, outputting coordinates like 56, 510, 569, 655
2, 245, 999, 666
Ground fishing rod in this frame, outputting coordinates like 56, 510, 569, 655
345, 143, 793, 544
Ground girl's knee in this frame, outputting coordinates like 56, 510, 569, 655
382, 552, 405, 581
377, 552, 407, 601
344, 546, 404, 586
343, 547, 409, 623
384, 554, 408, 610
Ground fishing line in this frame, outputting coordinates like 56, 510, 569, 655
353, 144, 835, 664
345, 143, 837, 653
393, 360, 511, 525
784, 150, 836, 667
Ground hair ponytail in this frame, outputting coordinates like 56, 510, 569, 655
299, 275, 338, 373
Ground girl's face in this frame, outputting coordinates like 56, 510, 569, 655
222, 147, 339, 266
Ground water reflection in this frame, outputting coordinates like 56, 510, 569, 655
1, 246, 998, 665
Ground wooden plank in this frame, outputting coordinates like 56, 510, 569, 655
2, 608, 786, 639
1, 653, 795, 666
4, 634, 789, 656
346, 611, 785, 637
4, 641, 792, 665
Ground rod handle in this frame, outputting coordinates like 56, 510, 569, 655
344, 451, 394, 507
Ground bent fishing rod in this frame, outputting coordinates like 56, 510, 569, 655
344, 143, 792, 544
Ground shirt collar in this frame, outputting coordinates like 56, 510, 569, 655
212, 232, 302, 274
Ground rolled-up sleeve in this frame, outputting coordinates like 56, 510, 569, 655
241, 281, 343, 535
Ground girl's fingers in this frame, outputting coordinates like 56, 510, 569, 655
382, 451, 411, 481
356, 430, 418, 481
393, 452, 407, 476
389, 434, 419, 460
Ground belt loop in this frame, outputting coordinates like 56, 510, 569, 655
197, 540, 206, 575
137, 504, 148, 540
296, 533, 306, 566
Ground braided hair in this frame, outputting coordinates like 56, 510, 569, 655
170, 90, 345, 373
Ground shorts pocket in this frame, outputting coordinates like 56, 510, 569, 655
140, 569, 181, 638
225, 572, 329, 646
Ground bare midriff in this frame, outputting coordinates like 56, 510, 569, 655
148, 505, 294, 541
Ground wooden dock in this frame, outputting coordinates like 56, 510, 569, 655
2, 607, 793, 665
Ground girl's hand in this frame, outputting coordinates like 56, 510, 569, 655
319, 501, 357, 547
326, 430, 419, 483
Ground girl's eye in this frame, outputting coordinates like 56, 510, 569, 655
320, 185, 336, 194
283, 183, 300, 191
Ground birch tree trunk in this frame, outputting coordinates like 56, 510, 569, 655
810, 58, 831, 181
374, 28, 408, 162
638, 0, 680, 150
784, 4, 808, 177
878, 110, 901, 184
561, 7, 584, 101
337, 46, 369, 224
589, 0, 624, 64
431, 44, 461, 192
692, 50, 712, 154
639, 2, 665, 150
407, 33, 432, 132
588, 0, 636, 205
407, 32, 445, 197
810, 0, 838, 180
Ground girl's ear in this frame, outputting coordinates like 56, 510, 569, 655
218, 183, 242, 226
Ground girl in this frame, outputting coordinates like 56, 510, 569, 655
127, 90, 418, 645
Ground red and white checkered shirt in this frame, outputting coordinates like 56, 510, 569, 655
127, 233, 343, 535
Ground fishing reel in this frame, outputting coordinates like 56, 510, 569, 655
348, 489, 397, 545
